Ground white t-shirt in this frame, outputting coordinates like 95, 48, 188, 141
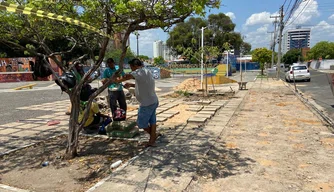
131, 67, 158, 106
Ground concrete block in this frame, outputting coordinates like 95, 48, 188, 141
193, 114, 212, 119
157, 113, 174, 119
163, 111, 180, 115
187, 106, 203, 112
202, 107, 218, 112
197, 100, 211, 105
210, 101, 227, 106
198, 111, 216, 115
157, 117, 168, 122
187, 117, 207, 123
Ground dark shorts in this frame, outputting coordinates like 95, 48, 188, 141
137, 102, 158, 129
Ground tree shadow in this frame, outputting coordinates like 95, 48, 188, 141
103, 124, 256, 191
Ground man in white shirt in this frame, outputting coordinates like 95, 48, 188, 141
112, 59, 158, 147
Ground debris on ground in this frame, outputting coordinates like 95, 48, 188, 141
173, 78, 201, 92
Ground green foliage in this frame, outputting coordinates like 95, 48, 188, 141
252, 48, 272, 74
183, 46, 219, 64
105, 48, 135, 64
241, 42, 252, 55
166, 13, 247, 58
138, 55, 150, 61
0, 52, 7, 57
307, 41, 334, 60
153, 56, 165, 65
283, 49, 303, 64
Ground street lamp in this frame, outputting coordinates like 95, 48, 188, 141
134, 31, 140, 56
200, 27, 206, 89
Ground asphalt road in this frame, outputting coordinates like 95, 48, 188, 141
0, 72, 259, 125
284, 69, 334, 120
0, 76, 187, 125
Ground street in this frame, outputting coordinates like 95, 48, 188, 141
0, 73, 258, 125
283, 69, 334, 120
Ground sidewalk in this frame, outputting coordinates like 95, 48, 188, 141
90, 79, 334, 192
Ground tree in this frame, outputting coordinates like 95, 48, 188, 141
252, 48, 272, 75
166, 13, 244, 61
0, 0, 220, 158
105, 48, 136, 64
153, 56, 165, 65
241, 42, 252, 55
283, 49, 303, 64
307, 41, 334, 60
138, 55, 150, 61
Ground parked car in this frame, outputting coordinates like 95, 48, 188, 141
285, 64, 310, 82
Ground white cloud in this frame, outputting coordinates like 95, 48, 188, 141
245, 12, 273, 26
310, 21, 334, 46
329, 14, 334, 21
129, 29, 163, 57
286, 0, 319, 26
244, 24, 271, 49
226, 12, 236, 20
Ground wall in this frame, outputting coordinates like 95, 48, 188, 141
0, 57, 36, 72
310, 60, 334, 70
0, 72, 49, 82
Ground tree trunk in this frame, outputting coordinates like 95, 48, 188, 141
261, 68, 264, 75
65, 93, 81, 159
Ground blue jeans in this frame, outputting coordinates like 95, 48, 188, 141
137, 102, 159, 129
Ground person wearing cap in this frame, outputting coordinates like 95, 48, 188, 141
112, 58, 159, 147
102, 58, 127, 118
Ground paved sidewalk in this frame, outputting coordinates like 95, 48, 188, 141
91, 79, 334, 192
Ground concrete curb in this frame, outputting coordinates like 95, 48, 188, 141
283, 81, 334, 133
0, 184, 31, 192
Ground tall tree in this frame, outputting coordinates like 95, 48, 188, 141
283, 49, 303, 64
166, 13, 246, 61
252, 48, 272, 75
153, 56, 165, 65
0, 0, 220, 158
307, 41, 334, 60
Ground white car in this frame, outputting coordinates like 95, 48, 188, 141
285, 64, 311, 82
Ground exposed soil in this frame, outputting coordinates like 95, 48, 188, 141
188, 80, 334, 192
173, 78, 201, 92
162, 104, 196, 127
0, 135, 144, 192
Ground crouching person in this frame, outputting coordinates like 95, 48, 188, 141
112, 59, 159, 147
78, 86, 111, 135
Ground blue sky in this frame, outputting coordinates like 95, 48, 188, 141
129, 0, 334, 58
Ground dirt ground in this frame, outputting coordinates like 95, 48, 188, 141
188, 80, 334, 192
0, 135, 144, 192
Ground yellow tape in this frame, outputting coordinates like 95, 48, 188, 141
0, 2, 112, 39
0, 2, 191, 75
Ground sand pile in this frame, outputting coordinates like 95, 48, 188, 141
173, 78, 201, 92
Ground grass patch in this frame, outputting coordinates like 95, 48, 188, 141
256, 74, 268, 78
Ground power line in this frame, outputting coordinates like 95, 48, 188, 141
286, 0, 312, 27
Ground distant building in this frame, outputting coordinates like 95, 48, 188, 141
153, 40, 163, 58
283, 27, 311, 54
162, 43, 174, 61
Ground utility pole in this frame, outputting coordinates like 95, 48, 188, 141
268, 16, 279, 68
276, 6, 284, 80
201, 27, 205, 89
134, 31, 140, 56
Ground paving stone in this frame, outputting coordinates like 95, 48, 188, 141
163, 103, 179, 108
157, 117, 168, 122
193, 114, 213, 119
210, 101, 227, 106
201, 107, 218, 112
163, 111, 180, 115
197, 100, 211, 105
198, 111, 216, 115
187, 117, 207, 123
187, 106, 203, 112
157, 113, 175, 118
